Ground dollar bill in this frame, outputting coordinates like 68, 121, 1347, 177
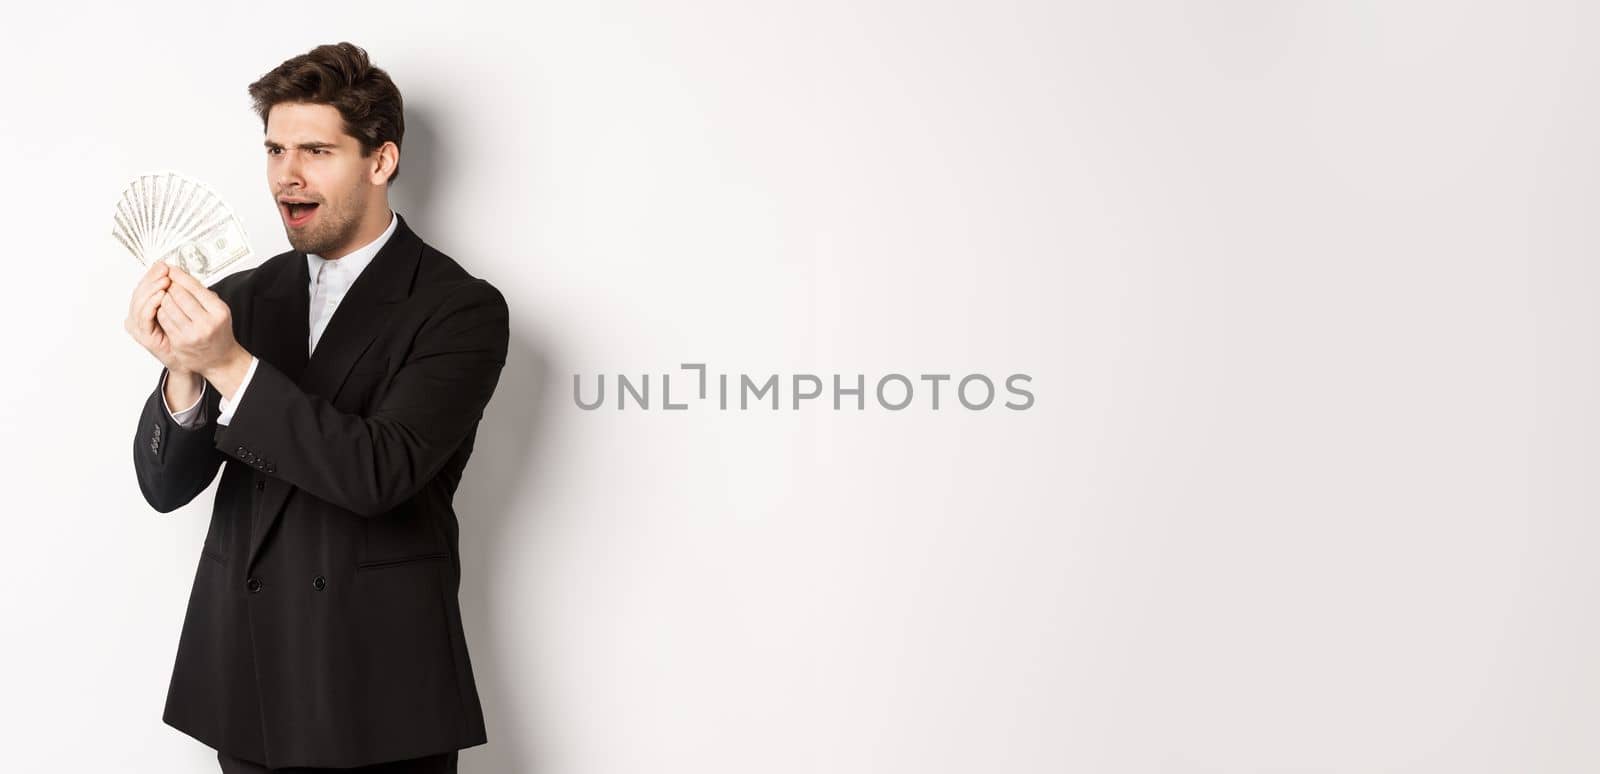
111, 170, 255, 284
154, 217, 252, 281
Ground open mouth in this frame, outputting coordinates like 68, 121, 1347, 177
281, 201, 319, 227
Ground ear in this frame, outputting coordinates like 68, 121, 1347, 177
368, 141, 399, 185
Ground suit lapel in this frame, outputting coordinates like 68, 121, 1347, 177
299, 218, 420, 401
245, 213, 425, 572
252, 255, 310, 382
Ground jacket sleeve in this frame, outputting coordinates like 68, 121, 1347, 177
133, 366, 224, 513
211, 280, 510, 517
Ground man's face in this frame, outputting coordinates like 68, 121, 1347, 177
264, 102, 377, 257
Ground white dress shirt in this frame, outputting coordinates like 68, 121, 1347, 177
163, 210, 399, 428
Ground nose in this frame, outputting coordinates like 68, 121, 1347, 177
274, 151, 305, 192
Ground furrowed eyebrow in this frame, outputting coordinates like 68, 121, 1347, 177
264, 141, 337, 150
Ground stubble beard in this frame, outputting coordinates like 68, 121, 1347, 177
286, 190, 365, 256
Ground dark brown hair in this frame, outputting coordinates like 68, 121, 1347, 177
247, 42, 405, 183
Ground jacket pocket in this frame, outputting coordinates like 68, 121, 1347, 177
356, 552, 450, 571
357, 500, 450, 570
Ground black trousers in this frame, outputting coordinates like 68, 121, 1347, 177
217, 749, 458, 773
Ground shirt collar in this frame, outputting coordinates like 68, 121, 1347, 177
305, 209, 399, 283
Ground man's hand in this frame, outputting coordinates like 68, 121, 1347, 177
157, 266, 254, 399
125, 261, 184, 371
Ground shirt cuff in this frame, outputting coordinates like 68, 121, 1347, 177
160, 368, 207, 429
217, 356, 259, 427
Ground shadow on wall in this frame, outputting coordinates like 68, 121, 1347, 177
391, 104, 562, 774
388, 102, 443, 224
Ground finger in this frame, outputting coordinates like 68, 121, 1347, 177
138, 260, 171, 295
128, 284, 162, 331
138, 291, 166, 340
135, 288, 166, 333
166, 263, 193, 285
130, 271, 171, 316
165, 282, 209, 322
166, 267, 220, 316
156, 305, 187, 340
158, 295, 191, 329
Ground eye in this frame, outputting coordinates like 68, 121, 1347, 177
311, 148, 327, 155
267, 147, 281, 156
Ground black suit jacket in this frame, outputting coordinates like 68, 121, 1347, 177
131, 213, 506, 768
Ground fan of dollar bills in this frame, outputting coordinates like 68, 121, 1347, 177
111, 170, 254, 284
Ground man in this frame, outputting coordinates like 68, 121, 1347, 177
124, 42, 505, 773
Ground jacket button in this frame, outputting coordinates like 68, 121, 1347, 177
312, 575, 326, 591
255, 480, 265, 491
245, 577, 262, 593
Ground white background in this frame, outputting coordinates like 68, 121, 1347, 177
2, 1, 1596, 771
